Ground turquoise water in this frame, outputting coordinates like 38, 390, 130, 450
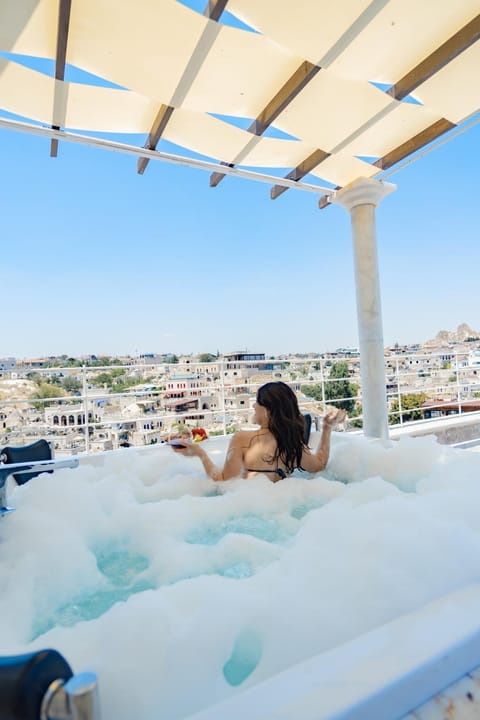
96, 546, 150, 585
32, 547, 154, 639
219, 561, 252, 579
223, 629, 263, 686
290, 499, 325, 520
32, 506, 320, 647
185, 514, 296, 545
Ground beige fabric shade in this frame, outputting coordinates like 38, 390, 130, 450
0, 0, 478, 193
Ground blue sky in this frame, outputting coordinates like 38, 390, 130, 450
0, 47, 479, 359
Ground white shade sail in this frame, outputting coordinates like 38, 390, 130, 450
0, 0, 478, 196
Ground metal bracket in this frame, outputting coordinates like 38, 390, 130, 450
0, 457, 79, 516
41, 672, 100, 720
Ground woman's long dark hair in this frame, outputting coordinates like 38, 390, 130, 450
256, 382, 306, 473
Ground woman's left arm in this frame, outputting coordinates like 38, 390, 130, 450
300, 408, 346, 473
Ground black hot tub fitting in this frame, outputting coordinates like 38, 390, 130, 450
0, 649, 100, 720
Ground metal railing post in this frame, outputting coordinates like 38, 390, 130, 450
455, 351, 463, 416
320, 358, 326, 409
396, 356, 403, 425
220, 359, 227, 436
83, 365, 90, 453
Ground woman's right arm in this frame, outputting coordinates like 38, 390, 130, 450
173, 433, 245, 481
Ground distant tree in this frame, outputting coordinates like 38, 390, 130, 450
389, 392, 427, 424
325, 362, 357, 413
349, 417, 363, 429
86, 356, 123, 367
53, 358, 82, 367
26, 371, 42, 385
94, 368, 126, 388
110, 368, 126, 378
95, 372, 113, 387
303, 362, 357, 413
168, 354, 179, 364
301, 383, 323, 401
30, 383, 64, 410
112, 375, 142, 393
198, 353, 216, 363
86, 357, 106, 367
62, 377, 83, 393
45, 376, 62, 386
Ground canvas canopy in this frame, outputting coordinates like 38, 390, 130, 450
0, 0, 478, 199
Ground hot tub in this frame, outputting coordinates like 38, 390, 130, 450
2, 433, 480, 720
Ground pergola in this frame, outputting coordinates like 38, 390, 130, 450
1, 1, 479, 438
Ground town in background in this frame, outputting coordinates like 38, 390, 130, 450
1, 323, 480, 455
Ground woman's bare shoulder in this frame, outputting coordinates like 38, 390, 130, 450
230, 429, 261, 446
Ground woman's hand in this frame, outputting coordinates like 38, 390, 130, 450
171, 441, 202, 457
323, 408, 347, 429
302, 408, 346, 473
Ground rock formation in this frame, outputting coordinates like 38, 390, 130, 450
433, 323, 479, 344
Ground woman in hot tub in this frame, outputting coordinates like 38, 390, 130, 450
171, 381, 345, 481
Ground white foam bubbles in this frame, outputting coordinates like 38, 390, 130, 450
1, 434, 480, 719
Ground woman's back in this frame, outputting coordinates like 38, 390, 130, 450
237, 429, 289, 479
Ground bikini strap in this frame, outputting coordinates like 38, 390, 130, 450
245, 468, 287, 479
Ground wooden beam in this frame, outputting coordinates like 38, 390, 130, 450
373, 118, 455, 171
138, 0, 228, 175
317, 119, 456, 210
253, 61, 320, 135
50, 0, 72, 157
270, 149, 330, 199
203, 0, 229, 22
210, 162, 234, 187
137, 105, 175, 174
306, 17, 479, 206
209, 61, 321, 187
211, 0, 389, 190
388, 15, 480, 101
318, 192, 337, 210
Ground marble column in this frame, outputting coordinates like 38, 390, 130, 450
333, 177, 396, 439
